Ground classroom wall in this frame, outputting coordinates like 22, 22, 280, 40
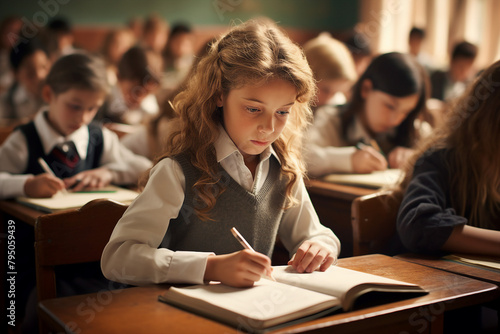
1, 0, 359, 53
0, 0, 358, 30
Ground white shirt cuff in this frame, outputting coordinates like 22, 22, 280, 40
166, 251, 214, 284
0, 174, 32, 198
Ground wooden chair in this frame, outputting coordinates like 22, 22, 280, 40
34, 199, 128, 333
351, 191, 403, 256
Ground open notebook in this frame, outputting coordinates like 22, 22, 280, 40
443, 254, 500, 271
158, 265, 426, 332
16, 185, 139, 212
323, 169, 403, 189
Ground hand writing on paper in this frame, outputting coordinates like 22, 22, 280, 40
64, 167, 113, 191
204, 249, 273, 288
352, 146, 387, 173
24, 173, 65, 198
288, 240, 337, 273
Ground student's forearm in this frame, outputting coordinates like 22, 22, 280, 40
442, 224, 500, 257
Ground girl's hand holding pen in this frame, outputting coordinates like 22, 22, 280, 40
288, 240, 337, 273
352, 142, 387, 173
204, 250, 274, 288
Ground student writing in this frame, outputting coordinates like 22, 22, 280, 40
304, 52, 431, 176
396, 59, 500, 257
0, 52, 152, 199
101, 19, 340, 288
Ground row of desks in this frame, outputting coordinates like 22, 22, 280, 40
1, 180, 499, 333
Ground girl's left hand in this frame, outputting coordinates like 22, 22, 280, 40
388, 147, 414, 169
64, 167, 113, 191
288, 240, 337, 273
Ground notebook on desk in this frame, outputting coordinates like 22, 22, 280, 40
323, 169, 403, 189
159, 265, 426, 332
16, 185, 139, 212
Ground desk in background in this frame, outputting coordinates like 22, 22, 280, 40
305, 179, 375, 258
395, 253, 500, 331
38, 254, 499, 334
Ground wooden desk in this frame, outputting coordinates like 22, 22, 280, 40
395, 253, 500, 286
0, 199, 46, 226
395, 253, 500, 330
1, 200, 48, 322
305, 179, 375, 258
38, 254, 499, 334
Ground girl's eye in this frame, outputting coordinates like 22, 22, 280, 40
276, 110, 290, 116
385, 103, 396, 111
246, 106, 260, 113
68, 104, 82, 111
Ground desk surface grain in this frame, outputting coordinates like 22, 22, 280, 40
38, 254, 499, 334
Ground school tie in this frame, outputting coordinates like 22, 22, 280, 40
50, 141, 81, 169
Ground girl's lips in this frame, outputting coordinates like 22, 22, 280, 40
251, 140, 269, 146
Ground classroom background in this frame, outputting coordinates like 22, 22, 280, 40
1, 0, 499, 67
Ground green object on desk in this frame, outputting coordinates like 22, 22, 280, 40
74, 190, 118, 193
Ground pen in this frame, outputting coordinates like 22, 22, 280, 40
355, 140, 386, 159
231, 227, 276, 281
38, 158, 69, 195
369, 139, 383, 156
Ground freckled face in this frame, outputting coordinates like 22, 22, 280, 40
219, 79, 297, 161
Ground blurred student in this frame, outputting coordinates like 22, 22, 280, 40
0, 52, 151, 199
305, 52, 431, 176
42, 16, 76, 61
162, 22, 195, 92
102, 19, 340, 288
128, 16, 144, 40
97, 46, 161, 125
142, 14, 169, 54
396, 59, 500, 257
0, 52, 151, 333
0, 38, 50, 122
344, 30, 373, 77
121, 39, 213, 160
0, 16, 22, 94
101, 28, 136, 86
303, 32, 357, 109
431, 41, 478, 102
408, 27, 436, 74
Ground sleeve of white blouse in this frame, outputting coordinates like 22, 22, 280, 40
99, 127, 152, 185
304, 107, 356, 176
101, 158, 215, 285
277, 177, 341, 259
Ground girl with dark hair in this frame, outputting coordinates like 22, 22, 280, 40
305, 52, 431, 176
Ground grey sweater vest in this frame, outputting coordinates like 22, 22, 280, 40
161, 153, 288, 257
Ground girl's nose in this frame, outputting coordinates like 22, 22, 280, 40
259, 114, 274, 134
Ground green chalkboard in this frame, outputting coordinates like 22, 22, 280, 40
1, 0, 358, 30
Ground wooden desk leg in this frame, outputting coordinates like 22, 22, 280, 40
430, 314, 444, 334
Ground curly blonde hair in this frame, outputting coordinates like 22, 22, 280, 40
156, 19, 316, 220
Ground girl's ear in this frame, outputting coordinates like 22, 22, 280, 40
216, 94, 224, 108
360, 79, 373, 99
41, 85, 54, 103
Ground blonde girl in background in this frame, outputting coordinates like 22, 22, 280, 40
303, 32, 357, 110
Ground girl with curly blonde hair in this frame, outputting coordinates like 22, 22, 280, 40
102, 19, 340, 288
